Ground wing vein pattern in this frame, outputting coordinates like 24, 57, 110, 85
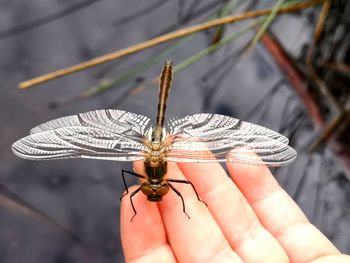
165, 113, 296, 166
12, 109, 150, 161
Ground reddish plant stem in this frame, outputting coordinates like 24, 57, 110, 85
261, 33, 324, 126
261, 32, 350, 180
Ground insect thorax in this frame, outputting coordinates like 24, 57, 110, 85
144, 158, 167, 179
144, 126, 170, 168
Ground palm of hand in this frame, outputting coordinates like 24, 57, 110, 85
121, 161, 350, 263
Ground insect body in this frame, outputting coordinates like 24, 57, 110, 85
12, 61, 297, 220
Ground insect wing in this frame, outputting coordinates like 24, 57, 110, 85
165, 113, 296, 166
12, 110, 150, 161
30, 109, 150, 139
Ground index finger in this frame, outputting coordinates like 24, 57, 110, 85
120, 163, 177, 263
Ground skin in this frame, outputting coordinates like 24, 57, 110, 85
120, 160, 350, 263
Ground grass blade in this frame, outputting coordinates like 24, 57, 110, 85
250, 0, 286, 48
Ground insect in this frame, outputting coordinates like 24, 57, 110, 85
12, 61, 297, 220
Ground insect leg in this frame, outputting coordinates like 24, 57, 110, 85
130, 186, 142, 222
167, 178, 208, 207
120, 169, 145, 200
167, 182, 190, 219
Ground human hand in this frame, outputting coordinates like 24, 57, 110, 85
121, 160, 350, 263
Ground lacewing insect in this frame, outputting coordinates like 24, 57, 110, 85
12, 61, 297, 220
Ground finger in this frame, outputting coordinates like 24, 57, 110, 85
134, 161, 242, 263
178, 162, 288, 263
120, 184, 176, 263
227, 161, 340, 263
310, 254, 350, 263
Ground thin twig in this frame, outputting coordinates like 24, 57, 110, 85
306, 0, 332, 66
202, 45, 246, 110
306, 0, 341, 111
244, 79, 284, 120
54, 0, 235, 106
211, 0, 243, 44
0, 0, 103, 40
261, 30, 350, 180
112, 19, 260, 106
0, 186, 88, 250
322, 62, 350, 76
111, 0, 224, 86
184, 0, 204, 20
19, 0, 325, 89
81, 36, 191, 98
154, 0, 226, 37
305, 0, 347, 151
308, 111, 346, 151
177, 0, 187, 22
292, 157, 310, 200
112, 0, 170, 27
115, 19, 260, 107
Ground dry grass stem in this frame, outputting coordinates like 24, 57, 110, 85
19, 0, 324, 89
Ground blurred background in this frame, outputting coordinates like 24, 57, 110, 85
1, 0, 350, 262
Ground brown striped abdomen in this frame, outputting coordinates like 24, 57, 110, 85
155, 61, 173, 135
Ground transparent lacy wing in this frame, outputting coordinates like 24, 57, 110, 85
166, 113, 289, 144
164, 114, 296, 166
30, 109, 150, 141
12, 110, 150, 161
